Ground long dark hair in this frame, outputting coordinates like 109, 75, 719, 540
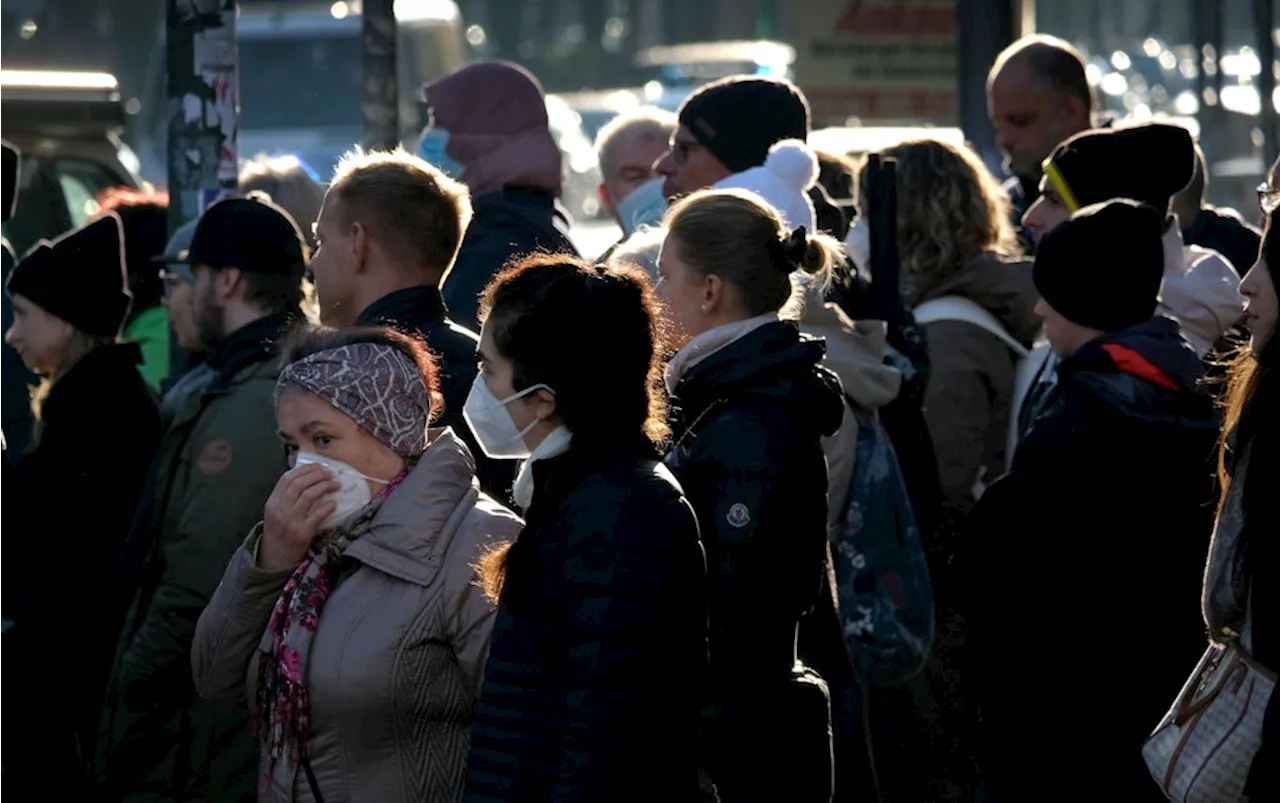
1217, 191, 1278, 504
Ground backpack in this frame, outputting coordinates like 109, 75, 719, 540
912, 295, 1050, 472
832, 408, 934, 686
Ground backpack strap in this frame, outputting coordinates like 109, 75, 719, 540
912, 295, 1030, 358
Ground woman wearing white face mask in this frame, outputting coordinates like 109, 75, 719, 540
191, 325, 522, 803
461, 255, 707, 802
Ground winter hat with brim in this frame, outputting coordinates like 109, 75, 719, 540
7, 213, 132, 337
1034, 199, 1165, 332
1042, 122, 1194, 214
678, 76, 811, 174
714, 139, 819, 231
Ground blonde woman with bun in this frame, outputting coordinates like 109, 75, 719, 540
657, 188, 844, 803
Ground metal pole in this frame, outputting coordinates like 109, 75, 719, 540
957, 0, 1015, 172
362, 0, 399, 151
166, 0, 239, 233
1256, 0, 1278, 161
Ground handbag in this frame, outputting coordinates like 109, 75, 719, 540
783, 663, 834, 803
1142, 636, 1276, 802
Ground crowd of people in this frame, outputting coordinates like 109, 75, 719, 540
0, 32, 1275, 803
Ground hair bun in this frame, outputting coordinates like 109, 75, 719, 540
764, 139, 819, 192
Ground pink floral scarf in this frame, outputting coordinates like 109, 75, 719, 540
255, 464, 413, 793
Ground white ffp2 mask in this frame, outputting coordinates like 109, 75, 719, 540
294, 452, 388, 532
462, 373, 552, 459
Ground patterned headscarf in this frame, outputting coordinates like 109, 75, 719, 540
276, 342, 430, 457
258, 341, 428, 793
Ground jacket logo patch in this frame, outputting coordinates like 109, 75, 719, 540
197, 439, 233, 476
726, 503, 751, 528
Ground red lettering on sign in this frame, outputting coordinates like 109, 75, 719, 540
834, 0, 956, 36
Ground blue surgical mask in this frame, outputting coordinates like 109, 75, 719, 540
614, 177, 668, 237
416, 127, 465, 179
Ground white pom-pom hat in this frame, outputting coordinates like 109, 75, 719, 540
712, 139, 819, 232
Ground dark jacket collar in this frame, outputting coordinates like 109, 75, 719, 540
672, 320, 844, 439
205, 309, 300, 383
354, 285, 448, 332
43, 342, 146, 424
1056, 317, 1218, 427
526, 436, 659, 523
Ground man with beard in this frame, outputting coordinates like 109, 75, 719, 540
97, 196, 308, 803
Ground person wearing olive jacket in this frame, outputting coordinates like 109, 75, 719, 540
97, 197, 309, 803
657, 189, 845, 803
463, 255, 707, 802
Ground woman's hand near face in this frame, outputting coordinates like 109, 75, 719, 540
258, 463, 342, 572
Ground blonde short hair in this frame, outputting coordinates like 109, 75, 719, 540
328, 148, 474, 276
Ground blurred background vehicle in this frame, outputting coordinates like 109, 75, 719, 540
1, 0, 1275, 238
0, 68, 143, 255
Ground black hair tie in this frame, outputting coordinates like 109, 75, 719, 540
781, 226, 808, 268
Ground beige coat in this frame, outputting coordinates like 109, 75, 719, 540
1159, 220, 1245, 357
192, 428, 523, 803
798, 285, 903, 538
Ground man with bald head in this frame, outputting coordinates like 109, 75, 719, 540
987, 35, 1094, 226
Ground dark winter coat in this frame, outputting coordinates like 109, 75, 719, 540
2, 344, 161, 796
354, 284, 514, 498
97, 311, 300, 803
1, 240, 35, 458
971, 317, 1220, 803
665, 321, 844, 803
464, 439, 707, 802
442, 188, 578, 331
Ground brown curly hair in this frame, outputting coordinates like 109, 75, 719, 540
855, 138, 1022, 281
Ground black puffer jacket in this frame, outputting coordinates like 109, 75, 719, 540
971, 317, 1220, 803
5, 343, 161, 796
664, 321, 845, 803
354, 285, 514, 499
464, 439, 707, 803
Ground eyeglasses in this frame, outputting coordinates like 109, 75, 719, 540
1258, 182, 1279, 216
669, 138, 702, 167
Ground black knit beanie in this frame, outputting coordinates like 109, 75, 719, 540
1034, 199, 1165, 332
678, 76, 811, 173
1043, 122, 1194, 214
7, 214, 132, 337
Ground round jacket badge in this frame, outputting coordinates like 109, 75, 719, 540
726, 503, 751, 528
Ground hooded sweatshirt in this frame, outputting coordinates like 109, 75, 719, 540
1159, 217, 1245, 357
425, 61, 579, 329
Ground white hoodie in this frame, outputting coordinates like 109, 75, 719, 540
1159, 218, 1244, 357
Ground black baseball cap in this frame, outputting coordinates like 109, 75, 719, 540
182, 196, 307, 275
